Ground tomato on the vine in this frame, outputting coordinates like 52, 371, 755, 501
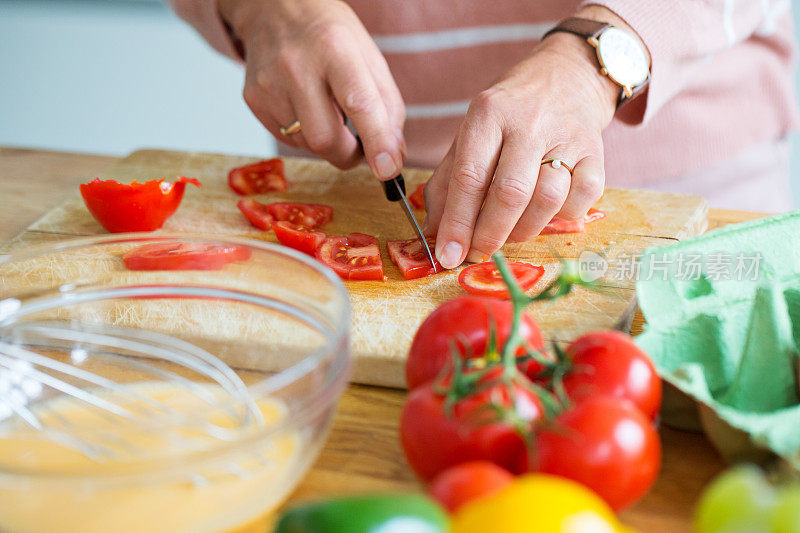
405, 296, 546, 390
400, 371, 544, 481
531, 395, 661, 511
561, 330, 662, 419
428, 461, 514, 513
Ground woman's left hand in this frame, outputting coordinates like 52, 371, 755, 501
423, 31, 623, 268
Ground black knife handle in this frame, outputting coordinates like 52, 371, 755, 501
381, 175, 406, 202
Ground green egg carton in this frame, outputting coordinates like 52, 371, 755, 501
634, 211, 800, 468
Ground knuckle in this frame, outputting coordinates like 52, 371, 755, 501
576, 173, 605, 202
254, 69, 280, 98
472, 232, 505, 254
443, 215, 474, 240
275, 50, 302, 81
314, 23, 348, 49
494, 177, 533, 210
342, 85, 377, 116
470, 89, 499, 115
452, 162, 487, 196
304, 130, 337, 153
533, 185, 567, 213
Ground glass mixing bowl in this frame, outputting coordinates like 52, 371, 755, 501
0, 234, 351, 533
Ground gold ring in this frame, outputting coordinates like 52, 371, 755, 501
280, 120, 302, 136
541, 158, 574, 175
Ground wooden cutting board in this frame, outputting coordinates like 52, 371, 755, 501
4, 149, 708, 388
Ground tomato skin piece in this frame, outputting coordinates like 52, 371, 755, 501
228, 158, 287, 195
237, 199, 274, 230
406, 296, 546, 390
400, 376, 543, 481
79, 177, 200, 233
266, 202, 333, 228
122, 242, 251, 271
315, 234, 384, 281
272, 221, 326, 256
531, 395, 661, 511
409, 183, 426, 210
541, 208, 605, 235
386, 238, 442, 280
428, 461, 514, 513
458, 262, 544, 299
561, 330, 662, 420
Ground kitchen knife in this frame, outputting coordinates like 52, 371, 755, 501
380, 176, 437, 272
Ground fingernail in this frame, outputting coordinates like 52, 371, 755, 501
438, 241, 463, 269
374, 152, 398, 179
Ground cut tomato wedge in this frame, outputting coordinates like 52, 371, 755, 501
541, 208, 606, 235
79, 176, 200, 233
409, 183, 425, 210
228, 158, 287, 195
122, 242, 251, 271
266, 202, 333, 228
315, 233, 384, 281
272, 221, 326, 256
237, 199, 274, 230
387, 238, 443, 280
458, 262, 545, 298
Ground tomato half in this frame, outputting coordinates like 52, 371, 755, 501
541, 208, 605, 235
237, 199, 273, 230
79, 177, 200, 233
266, 202, 333, 228
561, 330, 662, 420
406, 296, 546, 390
228, 158, 287, 195
401, 372, 544, 481
272, 221, 326, 256
315, 233, 384, 281
387, 238, 442, 280
409, 183, 425, 210
532, 395, 661, 511
458, 262, 544, 299
428, 461, 514, 513
122, 242, 251, 271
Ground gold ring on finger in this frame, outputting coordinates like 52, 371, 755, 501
541, 158, 574, 175
280, 120, 302, 136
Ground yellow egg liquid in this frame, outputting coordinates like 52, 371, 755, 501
0, 383, 299, 533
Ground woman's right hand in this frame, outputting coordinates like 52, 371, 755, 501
218, 0, 406, 179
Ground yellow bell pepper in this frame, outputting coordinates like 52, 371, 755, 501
452, 474, 636, 533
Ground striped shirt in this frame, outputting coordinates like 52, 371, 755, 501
172, 0, 799, 211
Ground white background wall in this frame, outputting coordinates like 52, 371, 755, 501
0, 0, 798, 207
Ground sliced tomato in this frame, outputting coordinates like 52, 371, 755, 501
387, 238, 442, 280
458, 262, 544, 299
272, 221, 326, 256
122, 242, 251, 271
79, 176, 200, 233
237, 199, 274, 230
409, 183, 426, 210
315, 233, 384, 281
266, 202, 333, 228
541, 208, 606, 235
228, 158, 287, 195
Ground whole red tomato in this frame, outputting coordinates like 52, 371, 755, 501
428, 461, 514, 513
406, 296, 546, 390
400, 373, 543, 481
561, 330, 662, 419
531, 395, 661, 511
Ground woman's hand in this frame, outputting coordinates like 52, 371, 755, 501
218, 0, 406, 179
423, 29, 626, 269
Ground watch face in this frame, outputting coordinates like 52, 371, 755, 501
596, 27, 649, 88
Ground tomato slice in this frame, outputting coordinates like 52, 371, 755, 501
266, 202, 333, 228
122, 242, 251, 271
79, 176, 200, 233
458, 262, 544, 298
387, 238, 442, 280
228, 158, 287, 195
541, 208, 606, 235
237, 199, 274, 230
272, 221, 326, 256
409, 183, 425, 210
315, 233, 384, 281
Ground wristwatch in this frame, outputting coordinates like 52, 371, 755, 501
544, 17, 650, 108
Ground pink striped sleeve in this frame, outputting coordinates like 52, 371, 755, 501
170, 0, 242, 62
583, 0, 790, 124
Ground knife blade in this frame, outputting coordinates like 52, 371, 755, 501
381, 176, 438, 273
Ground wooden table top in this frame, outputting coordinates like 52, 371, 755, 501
0, 146, 769, 532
